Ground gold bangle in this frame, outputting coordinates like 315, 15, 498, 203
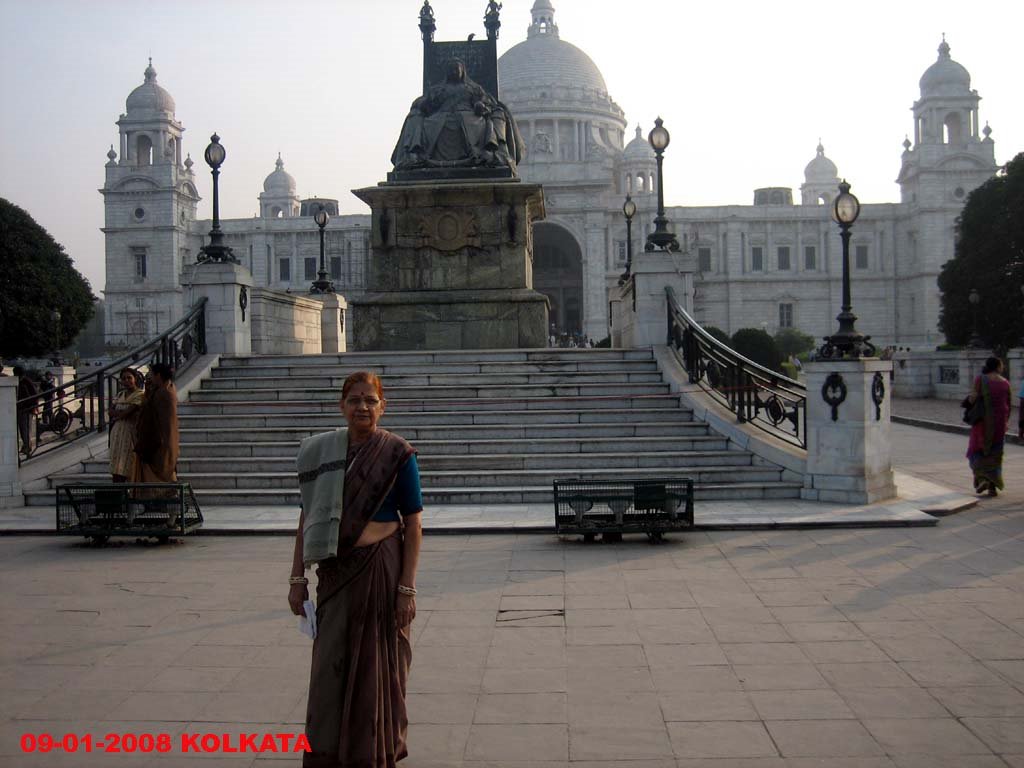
289, 576, 308, 586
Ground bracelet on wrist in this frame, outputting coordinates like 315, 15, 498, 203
289, 576, 309, 586
397, 584, 417, 596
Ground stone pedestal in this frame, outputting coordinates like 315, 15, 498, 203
349, 181, 549, 350
185, 262, 254, 356
319, 294, 348, 354
0, 378, 23, 507
802, 359, 897, 504
615, 250, 696, 348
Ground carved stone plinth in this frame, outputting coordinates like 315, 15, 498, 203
350, 181, 549, 350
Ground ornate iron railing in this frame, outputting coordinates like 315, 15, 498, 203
665, 287, 807, 449
15, 298, 207, 465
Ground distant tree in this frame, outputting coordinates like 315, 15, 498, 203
731, 328, 783, 372
0, 198, 96, 359
938, 152, 1024, 354
702, 325, 732, 346
774, 328, 816, 360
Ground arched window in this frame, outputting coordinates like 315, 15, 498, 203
271, 206, 283, 218
943, 112, 962, 144
637, 174, 646, 193
136, 134, 153, 166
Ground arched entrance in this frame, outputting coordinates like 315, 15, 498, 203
533, 222, 583, 338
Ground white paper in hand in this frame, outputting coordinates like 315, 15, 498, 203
298, 599, 317, 639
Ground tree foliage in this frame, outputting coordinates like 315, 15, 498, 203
938, 152, 1024, 353
702, 325, 732, 346
731, 328, 783, 372
0, 199, 96, 359
774, 328, 816, 360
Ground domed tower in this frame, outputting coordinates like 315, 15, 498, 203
800, 141, 840, 205
621, 125, 656, 198
895, 38, 998, 347
101, 60, 199, 346
259, 154, 300, 218
498, 0, 627, 340
897, 37, 997, 208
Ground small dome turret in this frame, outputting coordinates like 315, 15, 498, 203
623, 125, 655, 162
125, 59, 176, 115
919, 37, 971, 98
263, 154, 296, 194
804, 141, 838, 182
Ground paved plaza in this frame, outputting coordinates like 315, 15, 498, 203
1, 424, 1023, 767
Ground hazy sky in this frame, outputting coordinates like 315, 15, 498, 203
1, 0, 1021, 294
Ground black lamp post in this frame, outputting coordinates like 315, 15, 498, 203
51, 309, 61, 359
197, 133, 238, 264
310, 209, 335, 294
968, 288, 983, 348
619, 195, 637, 285
819, 179, 874, 358
644, 117, 680, 253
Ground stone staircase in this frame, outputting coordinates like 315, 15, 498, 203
28, 349, 802, 508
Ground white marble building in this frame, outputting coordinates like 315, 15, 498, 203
102, 5, 1000, 349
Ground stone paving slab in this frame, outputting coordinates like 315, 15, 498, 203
1, 467, 1023, 767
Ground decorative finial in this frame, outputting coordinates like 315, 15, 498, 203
902, 135, 912, 151
982, 122, 992, 139
275, 152, 284, 170
938, 34, 950, 57
817, 139, 825, 155
106, 145, 117, 162
635, 125, 643, 139
144, 57, 157, 82
184, 153, 194, 170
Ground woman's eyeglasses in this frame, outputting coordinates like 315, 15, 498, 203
344, 397, 381, 408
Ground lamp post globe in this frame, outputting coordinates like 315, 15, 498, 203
644, 117, 680, 253
310, 208, 335, 294
819, 179, 874, 358
619, 195, 637, 284
968, 287, 983, 348
196, 133, 238, 264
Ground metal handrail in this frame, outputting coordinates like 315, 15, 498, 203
15, 298, 207, 465
665, 286, 807, 449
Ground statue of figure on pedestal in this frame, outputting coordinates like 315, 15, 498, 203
391, 59, 522, 175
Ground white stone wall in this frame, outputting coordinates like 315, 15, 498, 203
249, 288, 323, 356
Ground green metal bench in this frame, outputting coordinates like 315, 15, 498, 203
553, 478, 694, 542
56, 483, 203, 543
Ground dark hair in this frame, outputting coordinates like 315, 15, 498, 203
341, 371, 384, 401
982, 357, 1002, 374
149, 362, 175, 382
13, 366, 25, 376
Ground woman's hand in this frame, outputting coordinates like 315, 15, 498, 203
395, 593, 416, 628
288, 583, 309, 616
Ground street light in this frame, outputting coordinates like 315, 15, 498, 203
644, 117, 680, 253
197, 133, 238, 264
310, 208, 335, 294
619, 195, 637, 285
968, 287, 983, 348
819, 179, 874, 358
51, 309, 61, 359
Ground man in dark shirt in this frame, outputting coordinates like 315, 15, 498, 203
14, 366, 39, 457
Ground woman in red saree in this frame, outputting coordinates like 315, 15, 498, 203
289, 371, 423, 768
966, 356, 1012, 496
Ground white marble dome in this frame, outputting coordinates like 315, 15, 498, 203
919, 39, 971, 97
126, 60, 175, 115
804, 142, 838, 181
623, 125, 655, 162
498, 1, 607, 97
263, 154, 296, 194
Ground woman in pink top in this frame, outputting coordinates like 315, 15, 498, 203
966, 357, 1012, 496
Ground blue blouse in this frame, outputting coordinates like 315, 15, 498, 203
371, 454, 423, 523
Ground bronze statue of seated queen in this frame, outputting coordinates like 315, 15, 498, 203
390, 58, 523, 180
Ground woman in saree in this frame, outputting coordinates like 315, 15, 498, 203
109, 368, 144, 482
289, 371, 423, 768
133, 363, 179, 485
966, 356, 1012, 496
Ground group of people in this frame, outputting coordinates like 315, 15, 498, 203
548, 332, 596, 348
963, 356, 1022, 498
107, 363, 179, 487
